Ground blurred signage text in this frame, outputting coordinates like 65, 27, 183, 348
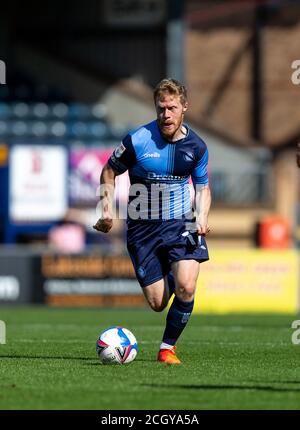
69, 148, 129, 207
103, 0, 166, 27
9, 145, 68, 222
42, 255, 135, 278
195, 250, 298, 313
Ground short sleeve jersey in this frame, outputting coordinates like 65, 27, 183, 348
108, 120, 209, 221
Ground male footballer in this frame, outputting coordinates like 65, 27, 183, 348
94, 78, 211, 364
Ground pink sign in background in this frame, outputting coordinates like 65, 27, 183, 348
69, 148, 129, 207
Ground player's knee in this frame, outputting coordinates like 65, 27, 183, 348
149, 300, 167, 312
176, 281, 196, 301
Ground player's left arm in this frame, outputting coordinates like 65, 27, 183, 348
191, 146, 211, 235
194, 184, 211, 235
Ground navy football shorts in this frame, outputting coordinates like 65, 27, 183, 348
126, 220, 209, 288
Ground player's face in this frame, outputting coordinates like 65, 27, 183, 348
156, 93, 187, 140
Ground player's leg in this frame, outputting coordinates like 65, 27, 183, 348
158, 259, 200, 364
142, 274, 174, 312
172, 259, 200, 301
126, 220, 176, 309
166, 271, 176, 297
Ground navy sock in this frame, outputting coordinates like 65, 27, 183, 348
167, 271, 176, 297
162, 296, 194, 346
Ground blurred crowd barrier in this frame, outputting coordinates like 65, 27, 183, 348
195, 249, 298, 314
0, 247, 298, 313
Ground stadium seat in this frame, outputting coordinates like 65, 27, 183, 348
0, 121, 8, 136
69, 121, 89, 138
50, 121, 67, 137
51, 103, 69, 119
32, 102, 49, 118
31, 121, 48, 137
89, 121, 109, 138
110, 123, 128, 139
68, 103, 91, 119
11, 121, 28, 136
0, 102, 11, 118
91, 103, 107, 119
0, 97, 123, 143
11, 102, 30, 118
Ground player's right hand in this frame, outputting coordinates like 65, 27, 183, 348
93, 217, 113, 233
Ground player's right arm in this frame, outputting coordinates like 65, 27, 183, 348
93, 136, 136, 233
93, 163, 118, 233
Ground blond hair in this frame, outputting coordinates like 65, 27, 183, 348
153, 78, 187, 106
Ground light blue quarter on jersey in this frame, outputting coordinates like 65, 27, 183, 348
108, 120, 209, 221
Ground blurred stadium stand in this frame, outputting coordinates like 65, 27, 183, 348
0, 0, 298, 251
0, 100, 125, 144
0, 0, 299, 311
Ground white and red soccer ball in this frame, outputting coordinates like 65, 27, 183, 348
96, 326, 138, 365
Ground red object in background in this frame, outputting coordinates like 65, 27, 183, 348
31, 150, 43, 174
258, 215, 291, 249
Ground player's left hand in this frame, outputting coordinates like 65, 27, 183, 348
196, 225, 210, 236
195, 221, 210, 236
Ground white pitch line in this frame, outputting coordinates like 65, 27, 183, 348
12, 339, 289, 346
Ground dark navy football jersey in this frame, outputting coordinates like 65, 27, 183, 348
108, 120, 209, 221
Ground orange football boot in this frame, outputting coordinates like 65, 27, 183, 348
157, 346, 181, 364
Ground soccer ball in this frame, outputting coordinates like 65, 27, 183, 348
96, 326, 138, 365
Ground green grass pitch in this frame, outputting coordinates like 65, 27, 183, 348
0, 306, 300, 410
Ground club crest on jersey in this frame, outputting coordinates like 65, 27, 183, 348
183, 152, 195, 162
114, 143, 126, 158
